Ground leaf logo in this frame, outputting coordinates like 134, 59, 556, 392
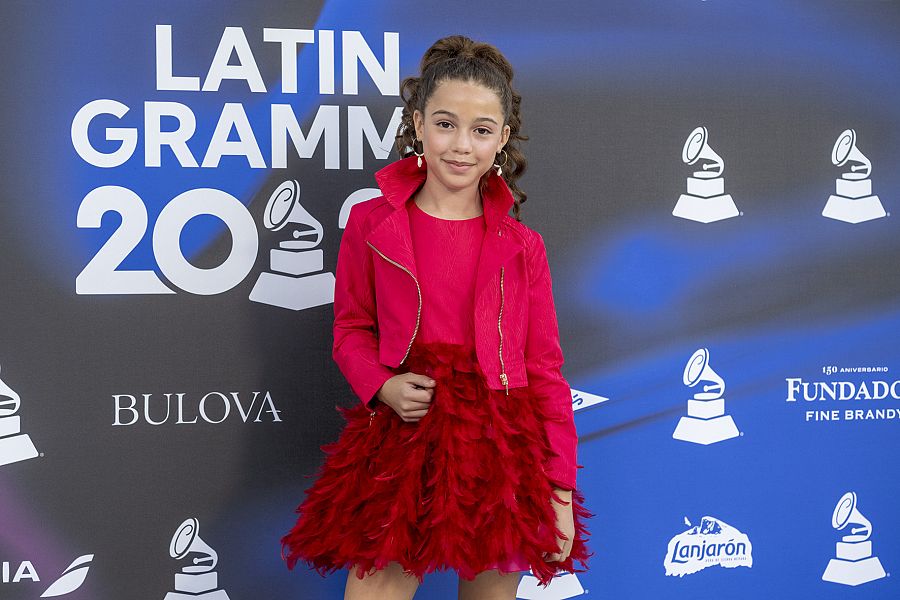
40, 554, 93, 598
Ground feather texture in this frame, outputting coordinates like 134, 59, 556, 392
281, 341, 592, 587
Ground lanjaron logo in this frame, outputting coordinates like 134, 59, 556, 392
664, 516, 752, 577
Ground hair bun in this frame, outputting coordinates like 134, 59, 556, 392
421, 35, 514, 83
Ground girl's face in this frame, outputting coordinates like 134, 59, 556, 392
413, 79, 511, 196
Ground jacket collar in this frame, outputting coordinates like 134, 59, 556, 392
366, 155, 523, 296
374, 155, 516, 233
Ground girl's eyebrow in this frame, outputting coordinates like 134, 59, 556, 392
430, 109, 499, 125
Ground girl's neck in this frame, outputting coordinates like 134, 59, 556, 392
414, 178, 483, 220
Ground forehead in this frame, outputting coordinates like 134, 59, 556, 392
425, 79, 504, 120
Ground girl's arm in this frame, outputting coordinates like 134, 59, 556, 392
524, 230, 578, 492
332, 203, 396, 410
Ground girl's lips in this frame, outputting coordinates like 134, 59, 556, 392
444, 159, 475, 172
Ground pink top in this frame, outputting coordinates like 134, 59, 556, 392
408, 200, 486, 347
409, 199, 529, 572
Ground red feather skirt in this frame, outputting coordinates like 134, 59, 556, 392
281, 341, 593, 587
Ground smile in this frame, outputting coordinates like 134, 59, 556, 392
443, 159, 475, 171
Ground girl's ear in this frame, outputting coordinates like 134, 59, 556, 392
499, 124, 511, 151
413, 109, 424, 140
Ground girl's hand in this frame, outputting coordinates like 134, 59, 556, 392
543, 487, 575, 563
376, 372, 436, 422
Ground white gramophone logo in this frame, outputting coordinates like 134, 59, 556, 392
822, 492, 887, 586
673, 126, 739, 223
0, 361, 39, 466
672, 348, 740, 445
822, 129, 886, 223
249, 180, 336, 310
163, 518, 230, 600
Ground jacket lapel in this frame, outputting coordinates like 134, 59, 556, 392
365, 206, 418, 279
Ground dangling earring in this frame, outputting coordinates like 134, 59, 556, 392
493, 149, 508, 177
412, 138, 424, 168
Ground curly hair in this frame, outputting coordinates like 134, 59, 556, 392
395, 35, 528, 220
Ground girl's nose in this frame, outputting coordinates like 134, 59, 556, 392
452, 131, 473, 153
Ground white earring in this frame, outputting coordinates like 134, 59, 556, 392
413, 138, 424, 168
493, 149, 508, 177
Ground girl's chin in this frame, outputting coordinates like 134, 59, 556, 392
432, 173, 480, 192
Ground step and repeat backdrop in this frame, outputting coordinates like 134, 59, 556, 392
1, 1, 898, 598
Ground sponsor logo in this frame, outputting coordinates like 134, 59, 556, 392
40, 555, 94, 599
673, 126, 740, 223
786, 365, 900, 423
1, 561, 39, 584
1, 555, 93, 598
112, 391, 282, 426
822, 492, 887, 586
822, 129, 886, 223
163, 518, 230, 600
0, 361, 39, 467
673, 348, 740, 445
664, 516, 752, 577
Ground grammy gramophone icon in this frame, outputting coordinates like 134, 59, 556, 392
163, 518, 230, 600
822, 492, 887, 586
822, 129, 886, 223
0, 362, 39, 467
673, 126, 740, 223
672, 348, 740, 445
249, 179, 336, 310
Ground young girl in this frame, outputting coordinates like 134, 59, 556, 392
282, 35, 592, 599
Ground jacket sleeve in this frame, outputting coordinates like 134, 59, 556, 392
524, 231, 578, 491
332, 202, 396, 411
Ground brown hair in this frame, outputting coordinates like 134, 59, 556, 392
395, 35, 528, 219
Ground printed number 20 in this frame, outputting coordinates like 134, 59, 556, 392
76, 186, 259, 295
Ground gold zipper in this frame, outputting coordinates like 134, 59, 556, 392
497, 227, 509, 395
365, 240, 422, 365
365, 240, 422, 427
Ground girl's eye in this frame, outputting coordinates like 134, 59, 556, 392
475, 127, 492, 135
436, 121, 453, 129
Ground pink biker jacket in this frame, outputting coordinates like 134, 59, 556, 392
332, 155, 578, 491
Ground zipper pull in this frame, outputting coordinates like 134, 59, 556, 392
500, 373, 509, 395
369, 410, 376, 427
